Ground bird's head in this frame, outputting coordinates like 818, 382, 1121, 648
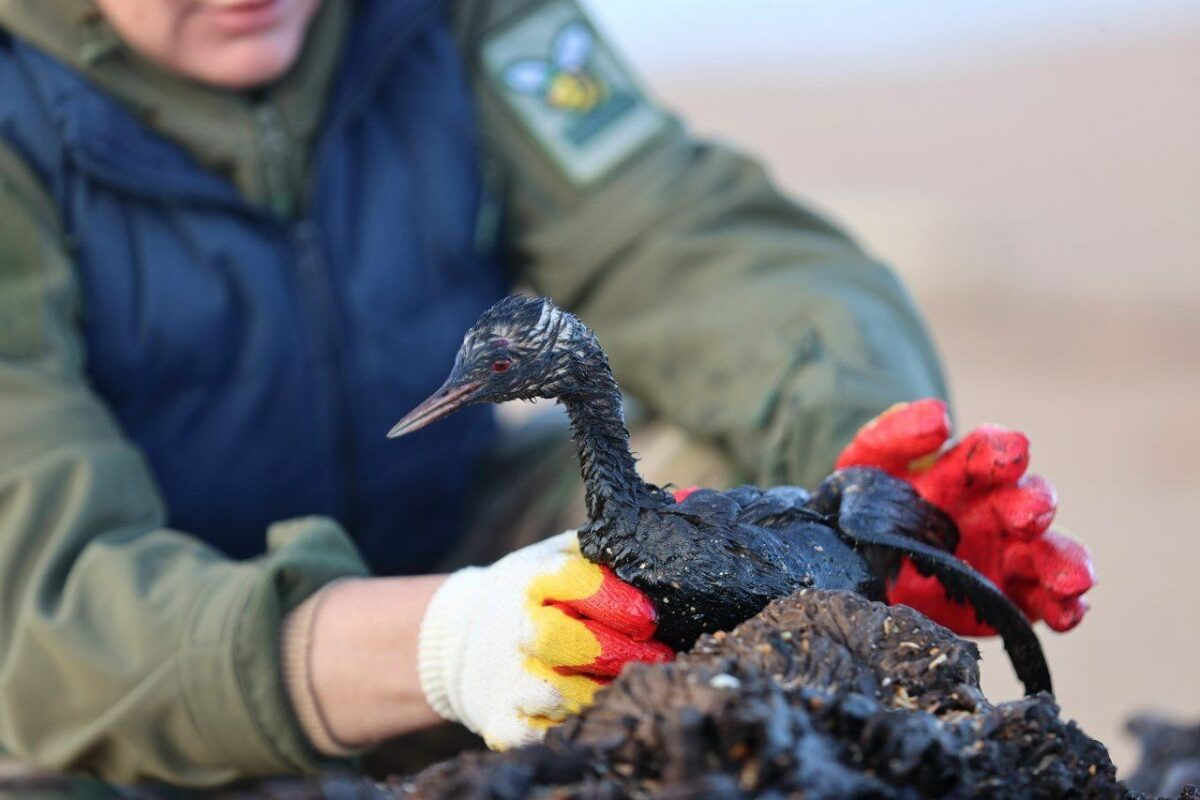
388, 295, 595, 438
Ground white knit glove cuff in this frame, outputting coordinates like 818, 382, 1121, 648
416, 566, 484, 724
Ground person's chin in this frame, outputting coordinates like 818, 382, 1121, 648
185, 35, 306, 89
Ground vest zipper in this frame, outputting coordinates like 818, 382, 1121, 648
255, 103, 295, 218
253, 100, 356, 525
270, 3, 444, 539
291, 220, 356, 530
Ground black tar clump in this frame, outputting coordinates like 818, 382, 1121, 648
1125, 716, 1200, 798
399, 589, 1136, 799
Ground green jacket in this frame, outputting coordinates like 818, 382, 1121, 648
0, 0, 946, 786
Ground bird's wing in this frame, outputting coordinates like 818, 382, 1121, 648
662, 488, 740, 527
733, 485, 821, 527
808, 468, 960, 565
723, 485, 765, 508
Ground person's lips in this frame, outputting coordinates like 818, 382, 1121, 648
206, 0, 286, 35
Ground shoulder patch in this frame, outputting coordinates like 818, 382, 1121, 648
482, 1, 667, 185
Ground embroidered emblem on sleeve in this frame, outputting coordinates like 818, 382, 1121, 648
483, 2, 667, 185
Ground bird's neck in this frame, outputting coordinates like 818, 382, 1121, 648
560, 368, 653, 532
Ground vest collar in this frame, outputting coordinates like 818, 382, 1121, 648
6, 0, 444, 212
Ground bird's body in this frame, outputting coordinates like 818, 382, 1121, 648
582, 485, 878, 650
390, 296, 1052, 695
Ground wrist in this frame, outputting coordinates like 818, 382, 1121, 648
281, 574, 448, 755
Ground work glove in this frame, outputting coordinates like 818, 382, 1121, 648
418, 531, 674, 749
836, 398, 1096, 635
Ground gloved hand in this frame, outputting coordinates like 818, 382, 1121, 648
836, 398, 1096, 635
417, 531, 674, 749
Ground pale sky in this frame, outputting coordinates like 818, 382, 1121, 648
585, 1, 1200, 79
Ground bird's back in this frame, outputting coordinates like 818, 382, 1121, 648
594, 487, 879, 650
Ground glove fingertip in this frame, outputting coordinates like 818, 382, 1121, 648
571, 618, 673, 677
836, 398, 951, 471
1018, 580, 1089, 632
1043, 596, 1090, 632
996, 476, 1058, 540
944, 425, 1030, 487
563, 565, 660, 640
1034, 531, 1097, 595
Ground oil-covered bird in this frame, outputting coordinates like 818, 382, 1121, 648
388, 296, 1052, 696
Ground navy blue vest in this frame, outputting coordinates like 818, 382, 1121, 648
0, 1, 505, 574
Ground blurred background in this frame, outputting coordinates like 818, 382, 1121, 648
587, 0, 1200, 774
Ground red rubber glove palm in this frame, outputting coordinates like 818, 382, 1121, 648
836, 399, 1096, 635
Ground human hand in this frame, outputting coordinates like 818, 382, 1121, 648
417, 531, 674, 749
836, 398, 1096, 635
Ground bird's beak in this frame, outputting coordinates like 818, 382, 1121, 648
387, 378, 483, 438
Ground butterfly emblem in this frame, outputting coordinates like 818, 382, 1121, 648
503, 22, 608, 114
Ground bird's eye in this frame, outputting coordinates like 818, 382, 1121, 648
491, 359, 512, 373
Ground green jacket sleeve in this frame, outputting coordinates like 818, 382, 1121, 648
455, 0, 948, 488
0, 145, 371, 786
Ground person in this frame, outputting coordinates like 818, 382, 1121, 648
0, 0, 1092, 788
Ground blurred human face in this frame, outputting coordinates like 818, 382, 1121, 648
94, 0, 323, 89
